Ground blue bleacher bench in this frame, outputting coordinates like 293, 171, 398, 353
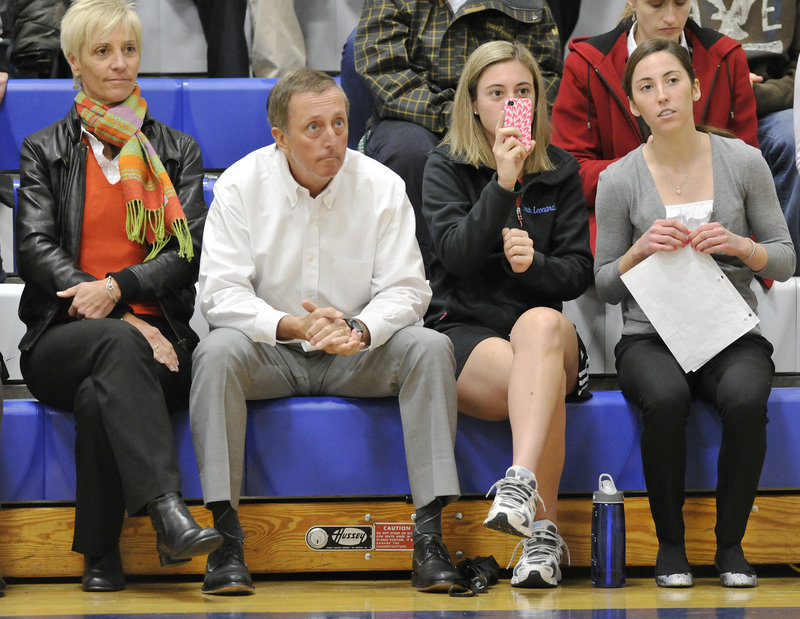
3, 389, 800, 503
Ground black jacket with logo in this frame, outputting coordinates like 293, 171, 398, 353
422, 142, 592, 335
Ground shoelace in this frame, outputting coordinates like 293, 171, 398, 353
506, 527, 571, 569
486, 475, 546, 513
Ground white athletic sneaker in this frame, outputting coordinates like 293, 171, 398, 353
509, 519, 570, 588
483, 465, 542, 538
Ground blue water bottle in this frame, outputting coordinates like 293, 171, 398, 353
591, 473, 626, 587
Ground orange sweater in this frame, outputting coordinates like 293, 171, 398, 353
78, 147, 162, 317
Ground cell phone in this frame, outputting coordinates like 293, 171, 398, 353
503, 97, 533, 150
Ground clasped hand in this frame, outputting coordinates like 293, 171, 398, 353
287, 300, 366, 356
634, 219, 750, 261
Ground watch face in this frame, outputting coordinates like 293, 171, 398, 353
345, 318, 363, 333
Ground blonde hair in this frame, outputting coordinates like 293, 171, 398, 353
619, 4, 635, 22
61, 0, 142, 64
443, 40, 552, 174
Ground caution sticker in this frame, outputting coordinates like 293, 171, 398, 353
374, 522, 414, 551
305, 526, 373, 551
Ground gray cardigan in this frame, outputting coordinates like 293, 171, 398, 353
594, 133, 795, 337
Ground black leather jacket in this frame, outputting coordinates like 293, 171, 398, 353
16, 106, 207, 352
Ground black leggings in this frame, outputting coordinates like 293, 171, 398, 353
615, 333, 773, 548
21, 315, 192, 556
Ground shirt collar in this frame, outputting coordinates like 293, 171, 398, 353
80, 126, 121, 184
274, 146, 346, 210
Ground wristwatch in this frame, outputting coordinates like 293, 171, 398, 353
344, 317, 364, 335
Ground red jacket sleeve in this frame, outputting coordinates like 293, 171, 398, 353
551, 52, 627, 210
726, 45, 759, 148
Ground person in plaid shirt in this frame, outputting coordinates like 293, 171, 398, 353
354, 0, 563, 275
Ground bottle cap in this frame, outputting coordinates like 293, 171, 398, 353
593, 473, 624, 503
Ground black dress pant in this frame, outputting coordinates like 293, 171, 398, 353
615, 333, 773, 548
547, 0, 583, 47
193, 0, 250, 77
21, 315, 192, 556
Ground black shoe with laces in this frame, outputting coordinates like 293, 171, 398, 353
411, 534, 469, 593
201, 533, 255, 595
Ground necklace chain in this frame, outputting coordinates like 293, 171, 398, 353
654, 135, 701, 195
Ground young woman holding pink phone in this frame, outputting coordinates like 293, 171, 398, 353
421, 40, 592, 589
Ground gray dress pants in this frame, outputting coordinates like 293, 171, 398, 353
190, 325, 461, 510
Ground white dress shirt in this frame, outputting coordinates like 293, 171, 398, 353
199, 145, 431, 350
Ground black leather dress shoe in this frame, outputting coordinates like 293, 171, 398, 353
82, 548, 126, 592
411, 534, 469, 593
147, 492, 223, 567
201, 532, 254, 595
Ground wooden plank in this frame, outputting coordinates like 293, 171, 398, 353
1, 495, 798, 578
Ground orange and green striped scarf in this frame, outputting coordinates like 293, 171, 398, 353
75, 86, 193, 261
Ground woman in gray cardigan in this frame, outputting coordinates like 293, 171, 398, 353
594, 40, 794, 589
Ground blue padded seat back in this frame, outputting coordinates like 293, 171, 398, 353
41, 406, 204, 501
0, 79, 75, 170
182, 78, 276, 171
170, 409, 204, 499
749, 388, 800, 488
42, 406, 78, 500
203, 175, 217, 208
245, 397, 410, 497
0, 399, 45, 501
457, 392, 644, 493
6, 390, 798, 502
0, 78, 182, 171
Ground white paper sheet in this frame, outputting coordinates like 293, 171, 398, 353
620, 247, 759, 372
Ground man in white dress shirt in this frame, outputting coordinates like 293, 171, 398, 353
190, 68, 464, 596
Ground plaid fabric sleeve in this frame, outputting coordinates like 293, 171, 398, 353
354, 0, 453, 135
511, 11, 563, 109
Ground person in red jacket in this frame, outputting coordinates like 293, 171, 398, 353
551, 0, 758, 251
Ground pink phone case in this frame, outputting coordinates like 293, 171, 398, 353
503, 98, 532, 150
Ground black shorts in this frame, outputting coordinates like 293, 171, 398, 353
437, 321, 591, 400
